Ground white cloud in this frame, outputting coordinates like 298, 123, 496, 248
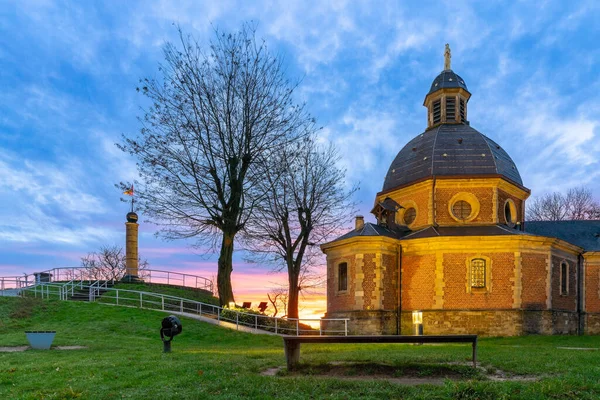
0, 151, 113, 244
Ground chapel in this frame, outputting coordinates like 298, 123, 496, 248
321, 45, 600, 336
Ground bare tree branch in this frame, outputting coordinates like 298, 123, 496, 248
527, 186, 600, 221
119, 24, 312, 305
244, 135, 358, 318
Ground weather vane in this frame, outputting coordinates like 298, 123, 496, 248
444, 43, 451, 70
123, 184, 134, 212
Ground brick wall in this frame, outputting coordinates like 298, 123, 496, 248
521, 253, 548, 310
401, 310, 523, 336
401, 254, 436, 309
442, 252, 514, 309
387, 186, 431, 228
362, 254, 376, 310
435, 187, 495, 224
382, 253, 398, 310
550, 256, 577, 312
585, 314, 600, 335
584, 263, 600, 313
327, 255, 355, 313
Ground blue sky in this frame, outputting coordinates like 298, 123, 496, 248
1, 1, 599, 312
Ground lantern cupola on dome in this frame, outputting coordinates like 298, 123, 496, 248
424, 44, 471, 128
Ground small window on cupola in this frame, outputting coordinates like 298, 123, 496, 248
446, 97, 456, 121
432, 100, 441, 124
459, 98, 466, 122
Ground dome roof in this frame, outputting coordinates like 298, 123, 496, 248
382, 124, 523, 192
428, 70, 468, 95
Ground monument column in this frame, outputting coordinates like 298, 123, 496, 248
124, 211, 140, 282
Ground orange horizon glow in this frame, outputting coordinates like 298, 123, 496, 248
230, 270, 327, 322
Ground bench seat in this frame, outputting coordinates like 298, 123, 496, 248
282, 334, 478, 370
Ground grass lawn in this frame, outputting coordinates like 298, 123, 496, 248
104, 282, 219, 305
2, 297, 600, 399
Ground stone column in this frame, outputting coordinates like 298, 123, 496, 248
124, 212, 140, 282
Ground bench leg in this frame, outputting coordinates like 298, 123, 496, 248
284, 341, 301, 371
472, 340, 477, 368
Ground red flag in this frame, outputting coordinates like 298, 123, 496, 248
123, 184, 134, 196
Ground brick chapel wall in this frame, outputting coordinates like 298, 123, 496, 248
327, 255, 356, 313
401, 253, 436, 309
584, 257, 600, 334
550, 255, 577, 312
386, 185, 431, 229
435, 187, 495, 225
497, 189, 524, 224
442, 252, 514, 309
381, 253, 398, 310
362, 254, 376, 310
400, 310, 523, 336
584, 262, 600, 313
520, 253, 548, 310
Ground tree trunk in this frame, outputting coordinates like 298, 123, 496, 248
287, 264, 300, 319
217, 232, 236, 306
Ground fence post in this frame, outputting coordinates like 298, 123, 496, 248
255, 315, 258, 330
345, 319, 348, 336
180, 299, 183, 313
139, 292, 143, 308
162, 297, 164, 311
319, 320, 322, 336
296, 319, 299, 336
217, 306, 220, 323
116, 290, 119, 305
198, 303, 201, 316
236, 312, 239, 330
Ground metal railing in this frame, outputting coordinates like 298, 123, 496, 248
0, 266, 214, 294
21, 283, 348, 336
138, 269, 213, 293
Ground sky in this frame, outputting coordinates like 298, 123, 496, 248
1, 0, 599, 320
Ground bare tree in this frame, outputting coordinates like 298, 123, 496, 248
267, 287, 288, 318
245, 137, 357, 318
527, 186, 600, 221
80, 245, 149, 281
119, 25, 312, 305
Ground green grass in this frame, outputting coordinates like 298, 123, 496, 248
110, 283, 218, 305
2, 296, 600, 399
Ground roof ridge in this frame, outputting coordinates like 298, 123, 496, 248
430, 125, 442, 173
480, 129, 499, 173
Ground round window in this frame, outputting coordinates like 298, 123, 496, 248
403, 208, 416, 225
452, 200, 472, 220
504, 200, 517, 227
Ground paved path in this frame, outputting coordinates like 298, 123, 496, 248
169, 311, 279, 336
0, 289, 21, 297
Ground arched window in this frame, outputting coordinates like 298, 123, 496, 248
471, 259, 486, 288
338, 262, 348, 292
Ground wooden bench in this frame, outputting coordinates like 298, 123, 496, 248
283, 335, 478, 370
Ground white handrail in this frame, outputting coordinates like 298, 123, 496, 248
3, 266, 214, 294
21, 283, 349, 336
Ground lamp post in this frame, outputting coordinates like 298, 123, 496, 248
412, 310, 423, 336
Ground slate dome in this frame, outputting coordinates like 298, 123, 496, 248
382, 124, 523, 192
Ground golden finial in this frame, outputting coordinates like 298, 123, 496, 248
444, 44, 451, 70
